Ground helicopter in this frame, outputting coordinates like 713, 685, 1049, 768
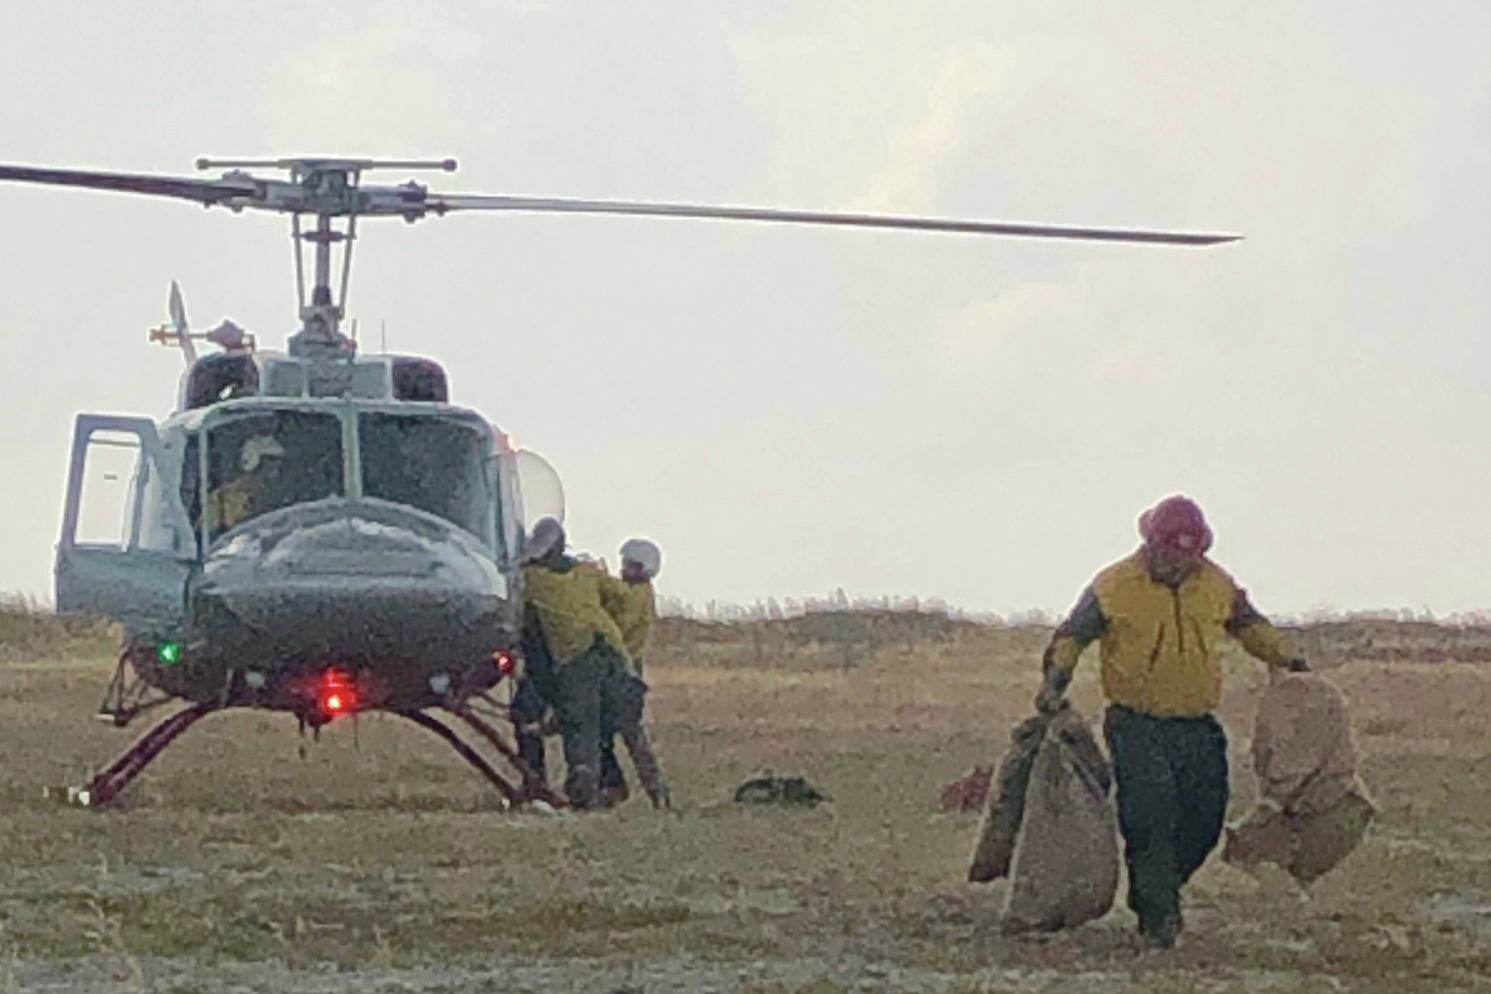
0, 156, 1238, 809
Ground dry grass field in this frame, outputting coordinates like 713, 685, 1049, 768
4, 608, 1491, 992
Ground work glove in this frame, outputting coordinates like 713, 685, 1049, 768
1034, 667, 1071, 715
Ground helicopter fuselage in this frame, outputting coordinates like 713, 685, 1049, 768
57, 349, 541, 727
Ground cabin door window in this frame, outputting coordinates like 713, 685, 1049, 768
56, 415, 194, 635
71, 429, 143, 548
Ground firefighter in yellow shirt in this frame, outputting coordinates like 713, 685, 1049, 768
517, 519, 668, 810
597, 538, 665, 806
1035, 495, 1309, 950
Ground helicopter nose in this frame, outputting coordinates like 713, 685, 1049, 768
195, 511, 511, 665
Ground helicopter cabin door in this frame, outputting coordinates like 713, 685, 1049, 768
55, 414, 195, 639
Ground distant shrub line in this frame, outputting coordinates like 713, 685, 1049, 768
656, 590, 1491, 628
5, 592, 1490, 665
0, 595, 118, 661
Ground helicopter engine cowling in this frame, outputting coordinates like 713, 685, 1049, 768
169, 500, 515, 712
184, 352, 260, 408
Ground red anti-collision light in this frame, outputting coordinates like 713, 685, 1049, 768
319, 669, 357, 716
492, 650, 516, 676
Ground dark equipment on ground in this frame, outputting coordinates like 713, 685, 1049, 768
734, 774, 828, 806
0, 156, 1238, 808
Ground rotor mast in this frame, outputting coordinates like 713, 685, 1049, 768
195, 157, 458, 360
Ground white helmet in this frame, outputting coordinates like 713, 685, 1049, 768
524, 516, 567, 564
619, 538, 661, 579
240, 435, 285, 472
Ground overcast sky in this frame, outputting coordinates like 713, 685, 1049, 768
1, 1, 1487, 618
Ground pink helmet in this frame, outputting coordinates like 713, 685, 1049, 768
1139, 495, 1213, 553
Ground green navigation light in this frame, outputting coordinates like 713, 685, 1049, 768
157, 641, 183, 665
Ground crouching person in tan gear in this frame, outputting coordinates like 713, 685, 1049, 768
597, 537, 669, 808
1035, 495, 1308, 949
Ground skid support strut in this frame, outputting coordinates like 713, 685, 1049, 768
452, 706, 568, 808
397, 710, 521, 805
68, 701, 223, 807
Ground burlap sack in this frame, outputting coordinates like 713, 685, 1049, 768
1224, 672, 1376, 884
967, 714, 1047, 883
1252, 672, 1359, 815
1224, 782, 1376, 884
1290, 786, 1376, 883
1003, 707, 1119, 932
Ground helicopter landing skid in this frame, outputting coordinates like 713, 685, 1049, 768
451, 706, 568, 808
396, 709, 523, 806
58, 700, 562, 810
57, 700, 223, 807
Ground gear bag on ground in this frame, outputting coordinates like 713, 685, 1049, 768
968, 706, 1119, 932
733, 774, 827, 806
1222, 671, 1376, 885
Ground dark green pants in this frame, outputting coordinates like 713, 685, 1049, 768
515, 639, 664, 808
601, 676, 668, 808
511, 675, 550, 792
1103, 705, 1228, 935
601, 658, 649, 798
547, 640, 653, 809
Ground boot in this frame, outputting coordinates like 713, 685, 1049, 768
599, 739, 630, 807
565, 764, 603, 811
1140, 910, 1182, 950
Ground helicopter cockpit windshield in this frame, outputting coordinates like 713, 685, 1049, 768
202, 410, 344, 542
359, 413, 490, 538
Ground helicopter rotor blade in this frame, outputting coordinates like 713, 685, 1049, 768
0, 164, 259, 209
0, 163, 1240, 245
167, 280, 196, 364
414, 193, 1241, 246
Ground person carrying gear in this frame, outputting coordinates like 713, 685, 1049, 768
518, 518, 668, 810
205, 434, 284, 535
1034, 495, 1309, 950
596, 537, 667, 807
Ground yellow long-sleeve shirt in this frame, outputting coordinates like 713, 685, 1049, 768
1043, 550, 1293, 717
522, 559, 634, 672
601, 575, 656, 676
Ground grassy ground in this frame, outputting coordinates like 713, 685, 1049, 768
3, 615, 1491, 991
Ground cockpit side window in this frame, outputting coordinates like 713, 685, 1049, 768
203, 411, 344, 541
359, 413, 490, 539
